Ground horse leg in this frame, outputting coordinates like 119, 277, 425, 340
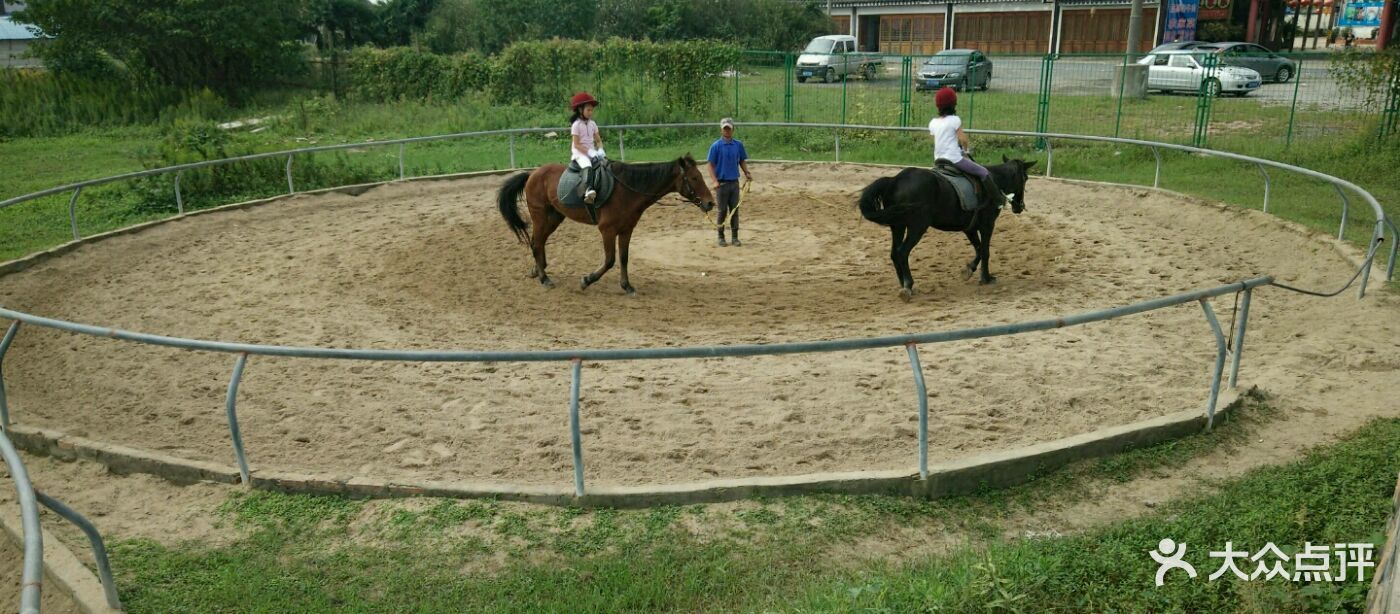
977, 223, 997, 285
581, 227, 618, 290
962, 228, 982, 281
618, 229, 637, 295
889, 225, 912, 299
896, 224, 928, 301
530, 207, 564, 288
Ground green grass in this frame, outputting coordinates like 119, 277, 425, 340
98, 395, 1399, 612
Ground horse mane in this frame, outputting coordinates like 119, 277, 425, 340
610, 159, 679, 193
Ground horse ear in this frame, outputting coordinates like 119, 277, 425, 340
677, 156, 688, 168
1024, 160, 1037, 170
1002, 154, 1009, 163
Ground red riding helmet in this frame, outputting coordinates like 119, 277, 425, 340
934, 87, 957, 110
570, 92, 599, 110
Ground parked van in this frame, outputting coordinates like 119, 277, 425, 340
796, 35, 883, 83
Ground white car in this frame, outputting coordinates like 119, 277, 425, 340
1137, 51, 1262, 97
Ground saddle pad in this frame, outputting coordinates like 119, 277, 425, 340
557, 162, 616, 208
933, 167, 981, 212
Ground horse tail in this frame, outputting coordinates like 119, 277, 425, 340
497, 172, 531, 244
858, 176, 907, 226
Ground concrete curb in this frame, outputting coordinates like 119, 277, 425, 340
6, 392, 1236, 508
0, 509, 119, 613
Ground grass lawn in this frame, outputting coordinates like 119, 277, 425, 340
98, 393, 1399, 612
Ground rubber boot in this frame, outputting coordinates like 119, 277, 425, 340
730, 229, 741, 247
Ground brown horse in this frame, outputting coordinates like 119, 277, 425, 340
497, 155, 715, 295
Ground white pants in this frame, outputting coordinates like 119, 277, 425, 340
572, 148, 605, 168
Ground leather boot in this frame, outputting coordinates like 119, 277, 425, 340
583, 166, 598, 204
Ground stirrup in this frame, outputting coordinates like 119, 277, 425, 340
583, 189, 597, 204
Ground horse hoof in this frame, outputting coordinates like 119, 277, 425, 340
899, 288, 913, 302
541, 278, 555, 289
580, 275, 592, 290
623, 286, 637, 296
962, 266, 975, 281
980, 276, 998, 286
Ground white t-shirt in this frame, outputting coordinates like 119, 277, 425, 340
928, 115, 963, 163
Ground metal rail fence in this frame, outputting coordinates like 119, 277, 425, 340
0, 124, 1390, 502
0, 426, 122, 613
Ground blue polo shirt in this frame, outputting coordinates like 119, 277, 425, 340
707, 137, 748, 182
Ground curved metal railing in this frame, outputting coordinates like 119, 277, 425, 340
0, 426, 122, 612
0, 124, 1387, 500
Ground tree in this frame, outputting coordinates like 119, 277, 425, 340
14, 0, 305, 97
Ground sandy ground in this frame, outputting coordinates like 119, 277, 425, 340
0, 162, 1396, 491
0, 530, 82, 614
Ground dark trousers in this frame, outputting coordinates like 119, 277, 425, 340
716, 180, 740, 236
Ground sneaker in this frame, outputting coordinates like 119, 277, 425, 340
584, 189, 597, 204
717, 236, 728, 247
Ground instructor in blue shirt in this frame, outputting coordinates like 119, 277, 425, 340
706, 118, 752, 247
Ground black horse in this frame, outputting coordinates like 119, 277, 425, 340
858, 156, 1034, 300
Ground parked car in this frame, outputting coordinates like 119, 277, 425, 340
915, 49, 992, 92
1147, 41, 1203, 54
1137, 51, 1262, 97
796, 35, 883, 83
1193, 42, 1297, 83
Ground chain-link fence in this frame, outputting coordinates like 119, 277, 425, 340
725, 49, 1397, 155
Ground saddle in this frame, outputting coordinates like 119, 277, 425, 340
558, 159, 616, 223
932, 159, 984, 213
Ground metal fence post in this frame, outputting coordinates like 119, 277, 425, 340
569, 358, 585, 497
1035, 55, 1056, 148
225, 353, 252, 483
1229, 288, 1252, 388
0, 321, 20, 429
784, 53, 795, 123
174, 171, 185, 215
900, 56, 913, 128
841, 59, 849, 126
834, 131, 841, 162
35, 491, 122, 610
1361, 220, 1383, 299
1152, 146, 1162, 188
1044, 139, 1054, 178
0, 431, 42, 614
509, 135, 516, 169
285, 155, 295, 194
67, 186, 83, 241
619, 130, 625, 162
1285, 57, 1303, 147
1335, 183, 1350, 241
906, 344, 929, 480
398, 143, 406, 179
1193, 55, 1218, 148
1199, 299, 1227, 431
1114, 53, 1129, 139
1256, 164, 1271, 213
